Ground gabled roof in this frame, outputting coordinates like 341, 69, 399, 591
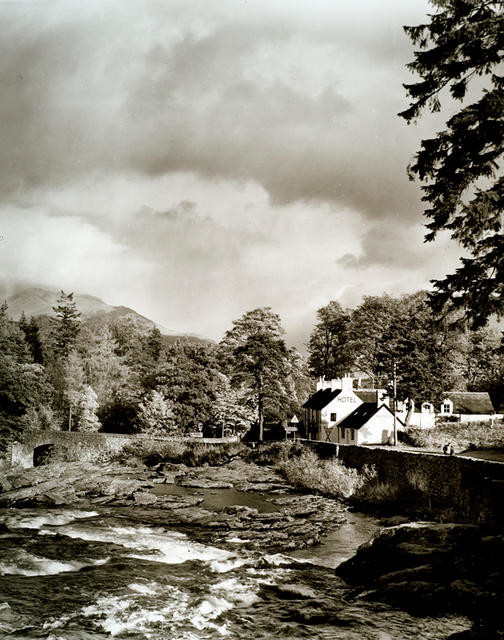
337, 403, 404, 430
302, 388, 342, 410
444, 392, 494, 415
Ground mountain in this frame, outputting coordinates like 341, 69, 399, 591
3, 287, 210, 343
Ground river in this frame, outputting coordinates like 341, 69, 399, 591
0, 487, 470, 639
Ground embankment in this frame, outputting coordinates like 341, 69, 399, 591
310, 441, 504, 525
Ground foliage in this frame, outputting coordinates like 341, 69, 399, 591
307, 291, 504, 408
400, 0, 504, 327
76, 325, 131, 407
247, 440, 306, 465
210, 380, 255, 434
376, 291, 462, 404
346, 295, 398, 381
145, 342, 224, 432
401, 420, 504, 451
50, 291, 81, 357
176, 441, 246, 467
0, 303, 54, 438
116, 438, 188, 463
458, 327, 504, 393
278, 448, 377, 499
220, 307, 297, 440
113, 439, 247, 467
307, 301, 352, 379
137, 390, 176, 436
109, 315, 163, 378
19, 313, 45, 364
77, 386, 101, 432
22, 405, 59, 431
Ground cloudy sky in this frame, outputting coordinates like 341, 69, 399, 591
0, 0, 464, 348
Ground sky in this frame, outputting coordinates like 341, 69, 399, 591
0, 0, 465, 349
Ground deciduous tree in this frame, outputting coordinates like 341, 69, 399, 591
137, 390, 175, 436
307, 301, 352, 379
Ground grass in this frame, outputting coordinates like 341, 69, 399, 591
352, 467, 433, 515
401, 419, 504, 452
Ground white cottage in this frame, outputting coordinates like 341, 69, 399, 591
332, 403, 403, 445
302, 376, 401, 444
398, 391, 502, 428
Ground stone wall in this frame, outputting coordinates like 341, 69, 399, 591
8, 431, 238, 469
310, 442, 504, 526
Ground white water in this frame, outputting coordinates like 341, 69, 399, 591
40, 521, 241, 571
0, 507, 472, 639
0, 549, 109, 576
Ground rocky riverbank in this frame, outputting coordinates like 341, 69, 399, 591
0, 456, 347, 554
337, 522, 504, 639
1, 450, 501, 638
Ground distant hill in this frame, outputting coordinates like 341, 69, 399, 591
4, 287, 210, 344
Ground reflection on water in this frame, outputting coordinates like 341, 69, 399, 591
152, 483, 280, 512
0, 496, 471, 639
289, 511, 380, 569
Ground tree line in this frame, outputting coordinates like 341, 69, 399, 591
307, 291, 504, 409
1, 288, 503, 449
0, 293, 310, 446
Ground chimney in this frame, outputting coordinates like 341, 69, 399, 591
340, 375, 353, 392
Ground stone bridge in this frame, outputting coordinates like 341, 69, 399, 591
8, 432, 133, 468
8, 431, 238, 468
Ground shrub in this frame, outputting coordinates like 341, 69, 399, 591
278, 448, 376, 499
353, 466, 433, 515
115, 438, 188, 463
180, 441, 247, 466
402, 420, 504, 452
247, 441, 306, 466
39, 441, 118, 465
112, 439, 248, 467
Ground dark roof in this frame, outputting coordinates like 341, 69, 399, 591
355, 390, 379, 403
489, 390, 504, 413
302, 388, 342, 410
337, 403, 404, 430
444, 392, 494, 415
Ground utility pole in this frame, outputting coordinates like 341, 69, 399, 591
393, 361, 397, 446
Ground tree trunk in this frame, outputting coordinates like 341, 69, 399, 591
258, 394, 264, 442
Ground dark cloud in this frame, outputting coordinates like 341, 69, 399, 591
0, 1, 428, 223
2, 0, 459, 348
337, 221, 463, 274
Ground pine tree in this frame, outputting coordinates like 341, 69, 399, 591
220, 308, 294, 441
19, 314, 45, 364
51, 291, 81, 358
400, 1, 504, 327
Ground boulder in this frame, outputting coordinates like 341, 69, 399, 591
133, 492, 157, 505
337, 522, 479, 585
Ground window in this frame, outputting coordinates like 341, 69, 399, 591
340, 427, 346, 439
442, 403, 451, 414
350, 429, 355, 440
330, 413, 337, 422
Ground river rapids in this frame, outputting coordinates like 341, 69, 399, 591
0, 499, 470, 639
